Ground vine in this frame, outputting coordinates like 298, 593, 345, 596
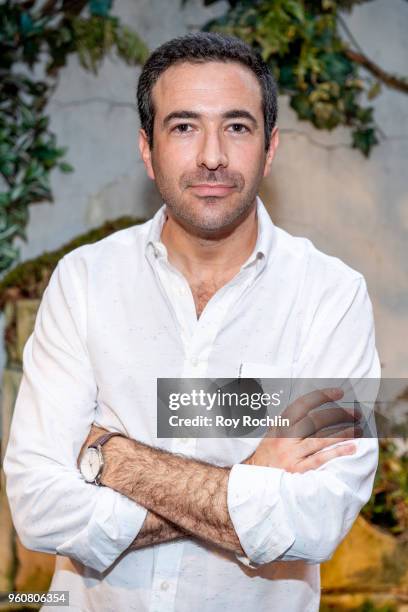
0, 0, 148, 274
189, 0, 407, 156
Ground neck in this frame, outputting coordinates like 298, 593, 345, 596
160, 203, 259, 284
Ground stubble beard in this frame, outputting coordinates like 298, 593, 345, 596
153, 165, 264, 240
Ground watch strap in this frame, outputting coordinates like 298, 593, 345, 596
88, 431, 126, 449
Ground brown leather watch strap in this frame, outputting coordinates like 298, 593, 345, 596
88, 432, 126, 449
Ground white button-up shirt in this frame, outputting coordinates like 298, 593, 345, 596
4, 197, 380, 612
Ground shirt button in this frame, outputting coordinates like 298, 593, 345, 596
160, 581, 169, 591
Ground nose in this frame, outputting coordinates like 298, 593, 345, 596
196, 129, 228, 170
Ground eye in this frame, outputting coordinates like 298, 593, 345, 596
228, 123, 250, 134
172, 123, 193, 134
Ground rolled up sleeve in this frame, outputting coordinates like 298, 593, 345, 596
3, 253, 147, 572
228, 438, 377, 565
228, 464, 295, 565
227, 273, 380, 566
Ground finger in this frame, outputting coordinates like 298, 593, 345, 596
280, 387, 344, 425
313, 406, 361, 431
294, 406, 361, 438
315, 424, 363, 439
297, 443, 357, 472
301, 426, 363, 456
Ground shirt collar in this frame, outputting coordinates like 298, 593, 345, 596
146, 195, 276, 269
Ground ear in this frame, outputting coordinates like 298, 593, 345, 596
139, 128, 155, 180
263, 126, 279, 178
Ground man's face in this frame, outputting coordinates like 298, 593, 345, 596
139, 61, 278, 237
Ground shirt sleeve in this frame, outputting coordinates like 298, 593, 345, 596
227, 274, 380, 566
3, 253, 148, 573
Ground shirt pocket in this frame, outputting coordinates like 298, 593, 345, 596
239, 361, 292, 381
235, 361, 293, 448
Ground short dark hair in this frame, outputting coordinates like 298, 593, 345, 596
137, 32, 278, 151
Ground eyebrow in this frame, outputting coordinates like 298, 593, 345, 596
162, 109, 259, 129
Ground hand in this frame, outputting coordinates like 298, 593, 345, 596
243, 387, 362, 473
76, 423, 109, 469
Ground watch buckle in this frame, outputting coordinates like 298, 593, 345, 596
93, 444, 104, 486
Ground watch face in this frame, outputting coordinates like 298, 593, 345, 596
80, 448, 101, 483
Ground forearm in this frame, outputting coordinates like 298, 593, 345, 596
129, 511, 186, 550
102, 437, 244, 555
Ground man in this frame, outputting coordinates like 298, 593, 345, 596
4, 33, 379, 612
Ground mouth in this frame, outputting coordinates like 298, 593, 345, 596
189, 184, 235, 197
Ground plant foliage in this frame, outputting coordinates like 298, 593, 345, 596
0, 0, 148, 275
187, 0, 407, 157
361, 439, 408, 537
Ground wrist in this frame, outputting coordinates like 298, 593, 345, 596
100, 435, 136, 488
242, 454, 255, 466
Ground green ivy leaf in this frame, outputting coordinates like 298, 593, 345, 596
32, 146, 62, 162
1, 162, 14, 177
279, 64, 297, 89
320, 52, 353, 83
290, 93, 314, 120
367, 81, 382, 100
0, 223, 20, 241
59, 162, 74, 173
9, 184, 26, 202
0, 193, 11, 208
356, 106, 374, 125
352, 127, 379, 157
286, 0, 305, 23
20, 12, 34, 35
89, 0, 113, 17
115, 25, 149, 64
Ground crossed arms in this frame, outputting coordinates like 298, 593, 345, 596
3, 255, 380, 572
79, 387, 362, 560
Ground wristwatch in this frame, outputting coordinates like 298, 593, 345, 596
79, 431, 126, 485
